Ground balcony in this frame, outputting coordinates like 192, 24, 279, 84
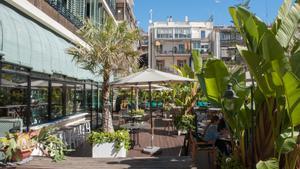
156, 50, 191, 57
156, 66, 174, 73
105, 0, 116, 16
45, 0, 83, 28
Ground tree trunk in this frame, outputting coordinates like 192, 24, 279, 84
102, 69, 114, 133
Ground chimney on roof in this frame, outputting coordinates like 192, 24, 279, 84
185, 16, 189, 23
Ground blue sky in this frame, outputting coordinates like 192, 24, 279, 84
134, 0, 283, 31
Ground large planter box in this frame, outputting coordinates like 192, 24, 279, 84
92, 142, 126, 158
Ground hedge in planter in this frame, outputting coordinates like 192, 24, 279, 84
88, 130, 130, 151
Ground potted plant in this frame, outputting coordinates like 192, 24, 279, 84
88, 130, 130, 158
174, 114, 195, 135
0, 133, 34, 163
31, 127, 67, 162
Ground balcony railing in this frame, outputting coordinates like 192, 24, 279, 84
105, 0, 116, 17
45, 0, 83, 28
157, 50, 191, 56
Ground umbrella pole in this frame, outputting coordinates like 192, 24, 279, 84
131, 87, 133, 113
149, 82, 153, 148
136, 88, 139, 110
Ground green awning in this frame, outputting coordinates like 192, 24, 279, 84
0, 3, 101, 82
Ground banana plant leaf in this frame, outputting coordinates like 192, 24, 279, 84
200, 59, 230, 106
283, 71, 300, 126
256, 158, 279, 169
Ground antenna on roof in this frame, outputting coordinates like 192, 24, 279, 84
149, 9, 153, 24
207, 15, 214, 22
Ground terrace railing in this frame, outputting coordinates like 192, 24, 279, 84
104, 0, 116, 17
45, 0, 83, 28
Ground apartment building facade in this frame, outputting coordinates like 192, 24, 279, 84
212, 26, 243, 63
0, 0, 136, 131
148, 17, 213, 73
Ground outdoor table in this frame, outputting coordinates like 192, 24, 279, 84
121, 114, 143, 123
119, 122, 147, 148
161, 118, 174, 135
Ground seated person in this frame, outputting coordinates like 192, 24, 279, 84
215, 118, 231, 156
201, 116, 231, 156
203, 115, 220, 144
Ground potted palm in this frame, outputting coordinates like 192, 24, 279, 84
68, 17, 140, 157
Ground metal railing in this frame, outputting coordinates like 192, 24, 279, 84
104, 0, 116, 17
45, 0, 83, 28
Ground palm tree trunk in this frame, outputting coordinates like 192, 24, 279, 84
102, 69, 114, 133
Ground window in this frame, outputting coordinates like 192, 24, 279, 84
156, 60, 165, 70
201, 31, 206, 39
220, 32, 231, 41
175, 28, 191, 39
177, 60, 186, 67
156, 28, 173, 39
178, 44, 185, 53
192, 41, 201, 49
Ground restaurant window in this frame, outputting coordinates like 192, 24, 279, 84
66, 84, 76, 116
30, 80, 49, 125
51, 82, 63, 120
0, 64, 29, 125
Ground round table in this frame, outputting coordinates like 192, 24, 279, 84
120, 122, 147, 148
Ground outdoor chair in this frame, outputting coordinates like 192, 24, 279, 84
189, 131, 216, 169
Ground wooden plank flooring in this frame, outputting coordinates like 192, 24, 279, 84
16, 116, 196, 169
16, 156, 194, 169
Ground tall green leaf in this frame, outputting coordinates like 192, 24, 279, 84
191, 49, 202, 73
283, 71, 300, 126
202, 59, 230, 105
290, 51, 300, 79
276, 2, 300, 49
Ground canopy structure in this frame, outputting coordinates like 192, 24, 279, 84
110, 68, 195, 155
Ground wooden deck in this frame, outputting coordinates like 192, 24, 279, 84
16, 156, 195, 169
15, 114, 200, 169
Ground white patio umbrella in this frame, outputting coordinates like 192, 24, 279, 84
111, 68, 195, 154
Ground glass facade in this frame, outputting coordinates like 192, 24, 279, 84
0, 2, 103, 130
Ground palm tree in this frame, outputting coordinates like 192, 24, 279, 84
68, 18, 140, 132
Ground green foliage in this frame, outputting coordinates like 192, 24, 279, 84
174, 114, 195, 131
32, 127, 67, 162
68, 17, 141, 132
172, 49, 203, 114
200, 59, 230, 105
0, 133, 18, 162
219, 155, 245, 169
256, 158, 279, 169
88, 130, 130, 151
227, 0, 300, 168
128, 109, 144, 116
